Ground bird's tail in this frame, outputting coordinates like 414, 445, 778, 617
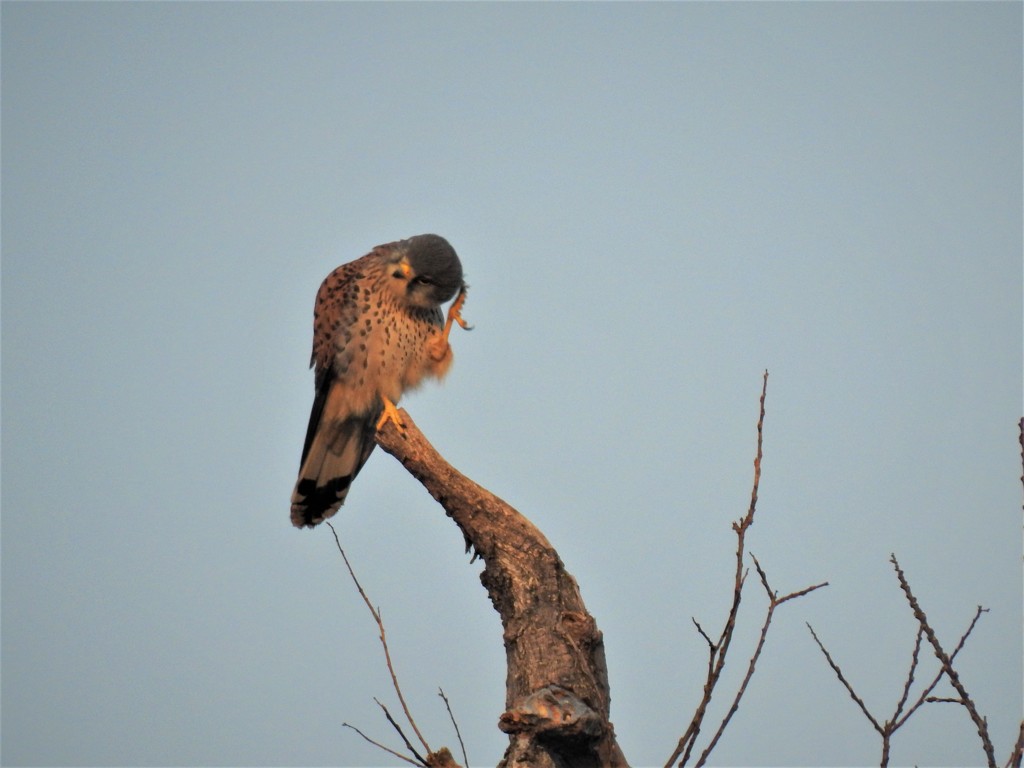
290, 413, 378, 529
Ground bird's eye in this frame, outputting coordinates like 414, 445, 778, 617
412, 276, 435, 286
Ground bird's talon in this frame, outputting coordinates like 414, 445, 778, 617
375, 397, 406, 433
444, 286, 473, 335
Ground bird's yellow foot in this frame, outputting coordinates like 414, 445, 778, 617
375, 397, 405, 432
444, 285, 473, 338
430, 286, 473, 362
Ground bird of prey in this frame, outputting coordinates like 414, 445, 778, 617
291, 234, 469, 529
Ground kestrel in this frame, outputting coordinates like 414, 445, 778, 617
291, 234, 469, 529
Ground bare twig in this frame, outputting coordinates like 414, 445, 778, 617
327, 522, 432, 758
891, 624, 924, 727
693, 556, 826, 767
691, 618, 715, 651
741, 369, 769, 534
341, 722, 422, 766
375, 697, 428, 766
890, 554, 996, 768
691, 617, 718, 691
812, 589, 997, 768
776, 581, 830, 605
1006, 719, 1024, 768
438, 688, 469, 768
893, 604, 987, 730
665, 371, 770, 768
809, 617, 900, 767
807, 622, 884, 734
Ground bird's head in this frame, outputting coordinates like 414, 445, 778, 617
390, 234, 464, 309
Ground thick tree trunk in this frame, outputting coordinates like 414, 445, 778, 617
376, 411, 628, 767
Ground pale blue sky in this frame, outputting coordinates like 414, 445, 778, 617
2, 3, 1021, 767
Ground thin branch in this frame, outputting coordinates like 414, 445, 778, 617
807, 622, 884, 734
438, 688, 469, 768
811, 569, 996, 768
951, 605, 990, 658
751, 555, 828, 607
664, 371, 769, 768
693, 556, 826, 768
341, 722, 423, 767
375, 697, 428, 767
891, 624, 924, 727
740, 369, 769, 534
690, 617, 718, 696
776, 581, 830, 605
327, 522, 432, 757
691, 617, 715, 651
1006, 719, 1024, 768
890, 554, 996, 768
893, 604, 988, 730
752, 554, 774, 598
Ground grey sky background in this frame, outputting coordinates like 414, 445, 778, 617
2, 3, 1021, 767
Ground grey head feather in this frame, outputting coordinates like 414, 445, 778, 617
402, 234, 464, 305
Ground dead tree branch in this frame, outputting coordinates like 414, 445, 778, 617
663, 372, 769, 768
375, 411, 627, 768
893, 605, 986, 731
692, 557, 826, 767
328, 523, 454, 767
890, 554, 997, 767
663, 371, 823, 767
810, 419, 1024, 766
810, 558, 997, 767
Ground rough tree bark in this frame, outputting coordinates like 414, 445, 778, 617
375, 410, 628, 768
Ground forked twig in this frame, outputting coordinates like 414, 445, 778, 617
667, 371, 823, 767
341, 722, 421, 766
375, 697, 427, 766
664, 372, 769, 768
893, 604, 986, 731
808, 620, 901, 766
890, 554, 996, 767
810, 557, 997, 768
693, 556, 826, 767
327, 522, 432, 761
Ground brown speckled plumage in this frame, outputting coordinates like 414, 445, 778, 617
291, 234, 466, 528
